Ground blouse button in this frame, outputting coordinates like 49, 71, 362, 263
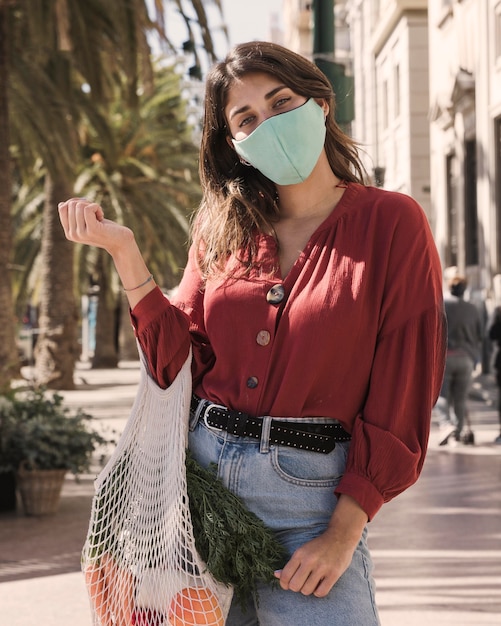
256, 330, 271, 346
266, 284, 285, 305
246, 376, 259, 389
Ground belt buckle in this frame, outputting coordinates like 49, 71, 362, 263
199, 400, 225, 430
202, 403, 214, 428
192, 396, 212, 426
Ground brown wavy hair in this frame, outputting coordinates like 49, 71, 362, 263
193, 40, 367, 278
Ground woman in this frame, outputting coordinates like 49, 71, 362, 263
59, 41, 446, 626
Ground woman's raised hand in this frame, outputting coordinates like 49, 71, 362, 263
58, 198, 156, 307
58, 198, 134, 256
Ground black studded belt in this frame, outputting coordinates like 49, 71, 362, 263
190, 394, 351, 454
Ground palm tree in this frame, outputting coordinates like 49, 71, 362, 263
0, 0, 20, 391
10, 64, 204, 370
21, 1, 154, 388
73, 64, 202, 367
3, 0, 224, 389
5, 0, 144, 388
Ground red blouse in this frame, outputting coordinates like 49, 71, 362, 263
131, 183, 446, 520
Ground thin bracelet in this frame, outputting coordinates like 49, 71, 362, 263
123, 274, 154, 292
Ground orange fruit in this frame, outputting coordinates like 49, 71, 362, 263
168, 587, 224, 626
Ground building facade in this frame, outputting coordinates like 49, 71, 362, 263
428, 0, 501, 302
282, 0, 501, 308
347, 0, 430, 216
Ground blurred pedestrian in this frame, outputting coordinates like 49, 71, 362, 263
488, 306, 501, 444
437, 276, 483, 445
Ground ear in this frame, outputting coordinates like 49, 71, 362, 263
226, 133, 251, 165
315, 98, 329, 119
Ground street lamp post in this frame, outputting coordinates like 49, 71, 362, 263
312, 0, 354, 126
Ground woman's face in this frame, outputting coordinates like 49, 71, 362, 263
224, 72, 310, 141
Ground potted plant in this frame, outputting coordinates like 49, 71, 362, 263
0, 386, 111, 516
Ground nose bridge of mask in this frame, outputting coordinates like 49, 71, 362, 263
267, 110, 303, 176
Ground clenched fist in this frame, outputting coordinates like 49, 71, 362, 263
58, 197, 134, 256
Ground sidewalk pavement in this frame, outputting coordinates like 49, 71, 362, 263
0, 361, 500, 625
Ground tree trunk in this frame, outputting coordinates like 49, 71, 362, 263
0, 1, 20, 392
91, 252, 119, 369
118, 291, 139, 361
34, 175, 78, 389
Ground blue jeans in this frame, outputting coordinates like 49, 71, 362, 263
436, 353, 474, 434
188, 411, 380, 626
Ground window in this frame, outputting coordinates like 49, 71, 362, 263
446, 153, 459, 267
382, 79, 388, 129
496, 3, 501, 60
394, 64, 400, 118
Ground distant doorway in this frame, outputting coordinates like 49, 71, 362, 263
464, 138, 478, 266
446, 152, 459, 268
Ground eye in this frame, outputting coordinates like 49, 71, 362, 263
273, 96, 292, 109
238, 114, 255, 128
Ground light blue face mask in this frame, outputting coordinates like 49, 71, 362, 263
231, 98, 326, 186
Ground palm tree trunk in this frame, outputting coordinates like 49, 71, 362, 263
91, 251, 119, 369
0, 0, 20, 391
34, 174, 78, 389
118, 291, 139, 360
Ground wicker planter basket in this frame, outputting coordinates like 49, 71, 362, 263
16, 464, 67, 516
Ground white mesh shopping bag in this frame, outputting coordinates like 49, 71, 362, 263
81, 351, 233, 626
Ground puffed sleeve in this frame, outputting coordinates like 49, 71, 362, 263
130, 287, 191, 388
335, 195, 447, 520
130, 244, 214, 389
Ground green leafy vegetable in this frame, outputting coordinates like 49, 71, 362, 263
186, 450, 288, 607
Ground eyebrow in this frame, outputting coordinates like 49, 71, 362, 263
228, 84, 288, 120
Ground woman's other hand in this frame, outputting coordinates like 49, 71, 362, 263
274, 494, 368, 597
